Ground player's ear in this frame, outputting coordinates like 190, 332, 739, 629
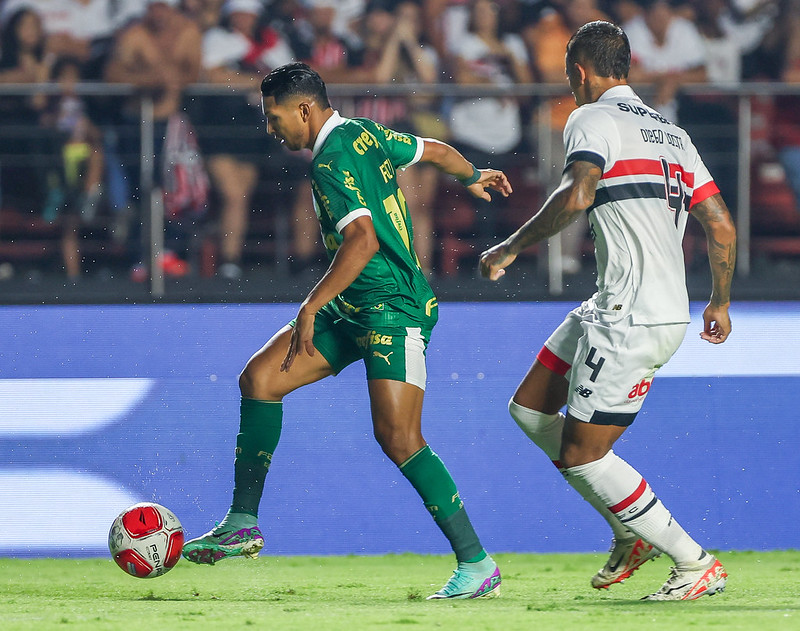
573, 62, 588, 85
299, 101, 312, 122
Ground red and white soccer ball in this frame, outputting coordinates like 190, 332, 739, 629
108, 502, 184, 578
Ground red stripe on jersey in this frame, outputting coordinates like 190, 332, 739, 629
609, 478, 648, 514
690, 180, 720, 208
603, 158, 696, 187
537, 346, 571, 376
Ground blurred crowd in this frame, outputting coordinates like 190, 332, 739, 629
0, 0, 798, 284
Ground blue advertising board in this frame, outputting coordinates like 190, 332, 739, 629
1, 301, 798, 557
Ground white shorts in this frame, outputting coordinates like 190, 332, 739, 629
538, 302, 688, 426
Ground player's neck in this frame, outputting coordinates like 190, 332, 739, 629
587, 77, 628, 104
307, 107, 335, 151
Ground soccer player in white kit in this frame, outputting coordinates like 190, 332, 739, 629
480, 20, 737, 601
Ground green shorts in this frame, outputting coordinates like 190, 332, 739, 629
301, 299, 437, 390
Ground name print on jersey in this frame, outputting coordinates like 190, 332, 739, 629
640, 128, 685, 150
616, 101, 672, 125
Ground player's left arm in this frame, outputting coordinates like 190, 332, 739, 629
479, 160, 601, 281
419, 138, 513, 201
691, 192, 737, 344
282, 216, 379, 372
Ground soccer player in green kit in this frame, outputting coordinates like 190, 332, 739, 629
182, 62, 512, 599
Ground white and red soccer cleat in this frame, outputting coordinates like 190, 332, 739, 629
591, 537, 661, 589
642, 556, 727, 601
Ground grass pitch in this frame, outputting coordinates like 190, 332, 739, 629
1, 551, 798, 630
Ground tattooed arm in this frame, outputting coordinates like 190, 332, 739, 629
691, 193, 737, 344
479, 161, 601, 280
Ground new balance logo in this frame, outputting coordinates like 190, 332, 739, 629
373, 350, 393, 365
575, 385, 593, 398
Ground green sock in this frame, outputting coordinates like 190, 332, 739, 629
400, 445, 485, 562
229, 398, 282, 518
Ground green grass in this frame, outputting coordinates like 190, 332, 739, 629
1, 551, 798, 630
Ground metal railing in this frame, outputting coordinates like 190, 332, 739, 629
0, 81, 796, 296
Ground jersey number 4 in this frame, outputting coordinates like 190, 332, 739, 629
660, 157, 689, 226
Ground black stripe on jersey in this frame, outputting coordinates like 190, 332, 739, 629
589, 410, 638, 426
565, 150, 606, 173
588, 182, 692, 214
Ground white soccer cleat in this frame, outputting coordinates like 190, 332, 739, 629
591, 537, 661, 589
642, 555, 727, 601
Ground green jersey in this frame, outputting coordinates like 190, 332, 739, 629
310, 112, 437, 326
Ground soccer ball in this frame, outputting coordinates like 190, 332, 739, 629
108, 502, 184, 578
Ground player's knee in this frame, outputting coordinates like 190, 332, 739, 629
508, 398, 564, 461
373, 426, 424, 465
239, 363, 277, 400
559, 440, 611, 469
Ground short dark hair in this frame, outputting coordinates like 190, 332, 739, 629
260, 62, 331, 109
566, 20, 630, 80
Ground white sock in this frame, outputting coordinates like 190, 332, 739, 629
509, 399, 633, 541
565, 451, 705, 567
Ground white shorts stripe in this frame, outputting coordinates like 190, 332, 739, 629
404, 327, 427, 391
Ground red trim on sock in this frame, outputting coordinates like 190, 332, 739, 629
609, 478, 648, 514
537, 346, 571, 376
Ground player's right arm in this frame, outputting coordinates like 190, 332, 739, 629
690, 192, 737, 344
480, 160, 601, 281
282, 216, 379, 372
419, 138, 513, 201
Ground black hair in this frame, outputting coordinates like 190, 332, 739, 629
0, 9, 45, 70
260, 62, 331, 109
566, 20, 630, 80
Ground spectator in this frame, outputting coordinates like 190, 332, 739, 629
104, 0, 203, 278
340, 0, 443, 274
0, 8, 55, 215
198, 0, 316, 278
181, 0, 225, 31
391, 0, 444, 275
0, 7, 51, 93
421, 0, 521, 74
447, 0, 531, 244
448, 0, 531, 164
771, 0, 800, 209
315, 0, 368, 49
39, 56, 105, 280
740, 0, 791, 80
420, 0, 469, 70
624, 0, 707, 123
0, 0, 138, 79
296, 0, 352, 76
690, 0, 776, 84
604, 0, 643, 23
523, 0, 609, 275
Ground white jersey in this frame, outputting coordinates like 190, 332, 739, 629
563, 84, 719, 325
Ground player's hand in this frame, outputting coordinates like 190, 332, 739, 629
467, 169, 513, 202
479, 242, 517, 281
281, 305, 317, 372
700, 302, 731, 344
